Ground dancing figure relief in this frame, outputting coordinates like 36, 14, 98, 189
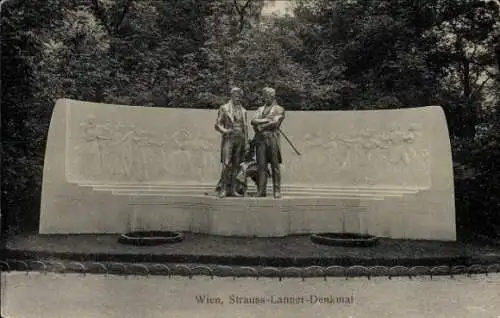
80, 117, 114, 176
79, 119, 161, 181
298, 124, 427, 172
80, 116, 218, 181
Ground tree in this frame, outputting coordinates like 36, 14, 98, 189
1, 0, 70, 234
294, 0, 447, 110
431, 0, 500, 137
2, 0, 500, 238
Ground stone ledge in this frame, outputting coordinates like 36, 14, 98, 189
80, 183, 424, 200
82, 183, 426, 192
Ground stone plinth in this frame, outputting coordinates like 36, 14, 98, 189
39, 99, 455, 240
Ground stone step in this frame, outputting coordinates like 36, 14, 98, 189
82, 184, 421, 196
127, 195, 385, 204
115, 190, 397, 199
127, 195, 378, 207
83, 183, 422, 192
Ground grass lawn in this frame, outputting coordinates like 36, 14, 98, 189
3, 232, 500, 268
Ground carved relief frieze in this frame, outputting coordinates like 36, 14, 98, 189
293, 123, 430, 185
75, 115, 430, 186
76, 116, 217, 181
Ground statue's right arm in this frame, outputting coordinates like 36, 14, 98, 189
250, 108, 270, 126
251, 118, 271, 125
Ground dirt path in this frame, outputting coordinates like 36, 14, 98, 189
2, 272, 500, 318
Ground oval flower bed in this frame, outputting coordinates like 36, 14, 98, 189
118, 231, 184, 246
310, 232, 379, 247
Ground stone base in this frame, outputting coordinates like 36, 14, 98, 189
127, 193, 455, 240
39, 183, 456, 240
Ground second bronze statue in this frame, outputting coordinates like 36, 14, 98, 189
251, 87, 285, 198
215, 86, 285, 199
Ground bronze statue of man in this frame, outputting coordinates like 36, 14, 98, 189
214, 87, 249, 198
251, 87, 285, 198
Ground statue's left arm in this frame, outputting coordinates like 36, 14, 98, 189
259, 107, 285, 131
214, 106, 230, 134
244, 109, 249, 148
251, 107, 270, 126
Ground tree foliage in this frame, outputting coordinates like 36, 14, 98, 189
2, 0, 500, 237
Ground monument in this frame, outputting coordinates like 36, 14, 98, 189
39, 98, 456, 240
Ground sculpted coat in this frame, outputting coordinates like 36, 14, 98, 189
215, 100, 249, 164
253, 103, 285, 163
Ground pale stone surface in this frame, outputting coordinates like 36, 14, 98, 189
3, 272, 500, 318
39, 99, 455, 240
66, 100, 431, 187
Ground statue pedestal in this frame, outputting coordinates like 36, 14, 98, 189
118, 185, 453, 240
39, 183, 455, 240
